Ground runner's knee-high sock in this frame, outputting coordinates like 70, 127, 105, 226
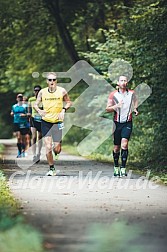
50, 165, 55, 170
113, 151, 120, 167
121, 149, 128, 168
17, 143, 22, 155
21, 143, 25, 152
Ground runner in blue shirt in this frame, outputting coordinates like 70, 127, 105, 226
11, 94, 30, 157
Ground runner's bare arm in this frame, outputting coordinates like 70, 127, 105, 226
34, 90, 46, 117
133, 92, 139, 116
58, 91, 72, 120
106, 98, 123, 112
63, 92, 72, 112
27, 101, 31, 114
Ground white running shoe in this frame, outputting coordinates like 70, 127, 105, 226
120, 167, 127, 177
46, 169, 56, 176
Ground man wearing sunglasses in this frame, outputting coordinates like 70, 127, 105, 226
34, 72, 72, 176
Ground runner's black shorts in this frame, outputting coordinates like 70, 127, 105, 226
13, 123, 30, 135
13, 123, 20, 132
113, 121, 133, 145
30, 117, 41, 132
20, 128, 30, 135
41, 119, 63, 142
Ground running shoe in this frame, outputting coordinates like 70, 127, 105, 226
36, 154, 40, 163
46, 169, 56, 176
33, 154, 40, 163
120, 167, 127, 177
17, 150, 21, 158
114, 166, 120, 177
21, 151, 25, 157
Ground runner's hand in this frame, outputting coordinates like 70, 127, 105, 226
134, 108, 139, 116
58, 110, 65, 121
116, 100, 124, 108
38, 109, 46, 117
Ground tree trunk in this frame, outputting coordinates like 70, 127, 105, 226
43, 0, 80, 64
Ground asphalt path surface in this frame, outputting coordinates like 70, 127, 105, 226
0, 139, 167, 252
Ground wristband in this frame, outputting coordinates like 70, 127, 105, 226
63, 107, 67, 112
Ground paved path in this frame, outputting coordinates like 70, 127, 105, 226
0, 139, 167, 252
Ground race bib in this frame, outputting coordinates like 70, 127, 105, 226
19, 123, 26, 129
34, 115, 42, 122
58, 122, 64, 130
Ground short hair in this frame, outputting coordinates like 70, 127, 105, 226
34, 85, 41, 91
16, 93, 23, 101
17, 93, 23, 98
118, 75, 128, 81
46, 72, 57, 79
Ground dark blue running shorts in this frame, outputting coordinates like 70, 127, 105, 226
13, 123, 30, 135
41, 119, 63, 142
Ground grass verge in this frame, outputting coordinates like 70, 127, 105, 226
0, 144, 5, 160
0, 169, 44, 252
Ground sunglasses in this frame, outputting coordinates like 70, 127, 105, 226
17, 96, 23, 100
48, 79, 56, 82
34, 89, 40, 92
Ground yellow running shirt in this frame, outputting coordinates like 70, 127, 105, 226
41, 86, 66, 123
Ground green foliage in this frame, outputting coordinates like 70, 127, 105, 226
0, 224, 44, 252
63, 125, 91, 146
84, 221, 153, 252
0, 0, 72, 92
80, 0, 167, 169
0, 92, 16, 139
127, 0, 167, 167
0, 171, 19, 217
159, 173, 167, 184
0, 214, 22, 232
0, 144, 5, 158
0, 170, 44, 252
0, 0, 167, 169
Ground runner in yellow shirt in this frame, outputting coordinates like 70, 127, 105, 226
34, 72, 72, 176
